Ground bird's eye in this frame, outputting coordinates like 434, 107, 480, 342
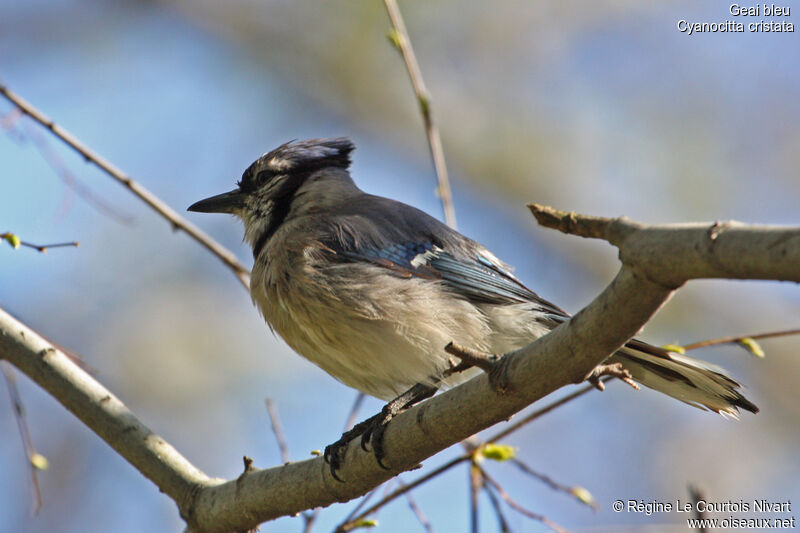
256, 171, 271, 185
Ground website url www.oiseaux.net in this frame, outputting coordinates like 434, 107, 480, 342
687, 517, 796, 529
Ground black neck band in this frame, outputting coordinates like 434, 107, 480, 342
252, 172, 311, 259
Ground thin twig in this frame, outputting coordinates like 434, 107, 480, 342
483, 480, 512, 533
398, 478, 434, 533
0, 83, 251, 289
1, 362, 43, 513
18, 241, 79, 252
480, 467, 569, 533
343, 392, 366, 432
301, 509, 320, 533
383, 0, 456, 229
265, 399, 290, 464
2, 232, 79, 253
0, 107, 25, 139
688, 484, 707, 533
1, 308, 211, 514
264, 400, 322, 531
469, 464, 482, 533
586, 362, 639, 392
0, 112, 136, 225
337, 454, 469, 532
510, 458, 597, 510
445, 342, 499, 374
527, 204, 616, 240
486, 383, 597, 443
383, 478, 398, 495
682, 328, 800, 351
337, 484, 384, 532
315, 326, 789, 530
337, 383, 598, 531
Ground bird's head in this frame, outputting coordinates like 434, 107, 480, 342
188, 137, 355, 254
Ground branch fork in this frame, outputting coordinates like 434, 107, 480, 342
585, 363, 639, 392
444, 342, 512, 394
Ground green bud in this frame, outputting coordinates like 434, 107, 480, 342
738, 338, 765, 358
30, 453, 49, 470
386, 29, 402, 50
569, 486, 597, 509
661, 344, 686, 354
480, 443, 516, 462
6, 233, 21, 249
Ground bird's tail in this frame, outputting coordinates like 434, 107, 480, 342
608, 338, 759, 417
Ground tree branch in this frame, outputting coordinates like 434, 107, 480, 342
2, 361, 44, 513
2, 208, 798, 532
529, 204, 800, 286
0, 83, 251, 289
681, 328, 800, 352
0, 308, 214, 520
383, 0, 457, 229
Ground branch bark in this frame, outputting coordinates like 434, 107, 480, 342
2, 208, 798, 533
0, 309, 213, 517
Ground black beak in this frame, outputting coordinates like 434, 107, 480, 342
187, 189, 246, 214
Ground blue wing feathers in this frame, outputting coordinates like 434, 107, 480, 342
429, 252, 532, 303
319, 194, 569, 318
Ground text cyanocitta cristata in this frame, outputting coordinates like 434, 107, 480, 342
188, 138, 757, 473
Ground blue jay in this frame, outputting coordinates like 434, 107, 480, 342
188, 138, 757, 476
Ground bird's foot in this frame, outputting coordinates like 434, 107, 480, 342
587, 362, 640, 391
324, 412, 383, 482
323, 383, 436, 482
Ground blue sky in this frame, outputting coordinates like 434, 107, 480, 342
1, 2, 798, 532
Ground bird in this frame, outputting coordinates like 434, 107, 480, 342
188, 137, 758, 477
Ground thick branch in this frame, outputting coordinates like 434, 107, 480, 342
0, 269, 668, 532
177, 266, 673, 532
0, 308, 214, 517
2, 210, 799, 533
529, 204, 800, 286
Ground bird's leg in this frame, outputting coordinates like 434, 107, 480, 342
586, 362, 640, 391
359, 382, 437, 465
324, 382, 437, 481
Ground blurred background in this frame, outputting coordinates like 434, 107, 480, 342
1, 1, 798, 532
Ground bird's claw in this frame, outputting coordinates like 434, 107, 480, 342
359, 411, 392, 469
323, 382, 437, 481
323, 440, 347, 482
323, 412, 392, 481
